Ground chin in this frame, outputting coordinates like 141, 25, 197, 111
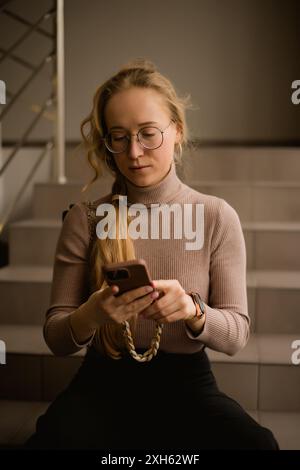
127, 175, 155, 187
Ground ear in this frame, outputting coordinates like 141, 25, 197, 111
174, 122, 183, 144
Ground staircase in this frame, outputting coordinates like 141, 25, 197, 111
0, 146, 300, 449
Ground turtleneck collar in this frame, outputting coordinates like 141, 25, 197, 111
124, 160, 186, 207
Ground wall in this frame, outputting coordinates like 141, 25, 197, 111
0, 0, 300, 143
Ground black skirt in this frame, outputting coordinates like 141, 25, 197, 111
25, 346, 279, 450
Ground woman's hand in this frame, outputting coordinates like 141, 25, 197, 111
139, 279, 196, 324
87, 284, 160, 328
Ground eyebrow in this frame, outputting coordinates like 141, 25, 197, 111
109, 121, 158, 131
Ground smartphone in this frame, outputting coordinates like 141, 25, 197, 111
102, 259, 155, 297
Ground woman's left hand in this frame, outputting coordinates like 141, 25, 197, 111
139, 279, 196, 323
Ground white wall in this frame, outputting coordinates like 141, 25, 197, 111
1, 0, 300, 143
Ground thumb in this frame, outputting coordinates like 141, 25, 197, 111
98, 284, 119, 297
151, 280, 167, 290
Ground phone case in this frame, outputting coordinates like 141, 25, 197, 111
102, 259, 153, 297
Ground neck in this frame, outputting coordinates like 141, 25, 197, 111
123, 160, 185, 207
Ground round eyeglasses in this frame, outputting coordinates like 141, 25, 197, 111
103, 120, 174, 154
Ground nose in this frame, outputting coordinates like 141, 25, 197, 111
127, 134, 144, 160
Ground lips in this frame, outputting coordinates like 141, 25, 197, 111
129, 165, 150, 169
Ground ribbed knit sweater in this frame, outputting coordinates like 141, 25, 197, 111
44, 161, 250, 357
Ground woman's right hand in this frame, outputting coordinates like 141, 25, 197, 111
87, 284, 159, 328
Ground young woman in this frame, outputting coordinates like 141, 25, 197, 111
25, 59, 279, 450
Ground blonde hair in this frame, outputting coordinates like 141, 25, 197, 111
80, 58, 192, 359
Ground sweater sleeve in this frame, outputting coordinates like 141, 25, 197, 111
184, 198, 250, 356
43, 202, 96, 356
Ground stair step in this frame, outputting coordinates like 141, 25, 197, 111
32, 179, 300, 221
10, 146, 299, 184
0, 326, 299, 411
183, 147, 300, 183
0, 399, 49, 448
192, 180, 300, 188
258, 411, 300, 450
9, 219, 61, 266
1, 266, 299, 333
0, 399, 298, 449
0, 266, 51, 324
0, 324, 57, 356
33, 176, 113, 219
190, 181, 300, 222
208, 334, 300, 412
246, 270, 300, 288
0, 265, 52, 282
8, 218, 300, 270
243, 223, 300, 271
247, 271, 300, 334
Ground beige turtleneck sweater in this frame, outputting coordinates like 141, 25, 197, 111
44, 161, 250, 357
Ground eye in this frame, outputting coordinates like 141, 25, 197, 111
140, 128, 157, 137
111, 133, 127, 141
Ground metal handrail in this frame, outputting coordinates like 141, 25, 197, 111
0, 53, 55, 120
0, 46, 36, 71
0, 141, 54, 236
0, 0, 14, 13
0, 95, 54, 176
2, 9, 55, 39
0, 0, 66, 234
0, 7, 56, 65
55, 0, 66, 183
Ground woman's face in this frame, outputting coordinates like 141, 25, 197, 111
104, 87, 181, 187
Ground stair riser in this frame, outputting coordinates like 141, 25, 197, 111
0, 353, 299, 411
0, 354, 82, 401
9, 226, 59, 266
9, 224, 300, 270
0, 282, 50, 324
251, 288, 300, 334
184, 148, 300, 182
33, 178, 113, 219
6, 147, 300, 184
212, 362, 300, 412
191, 185, 300, 222
245, 231, 300, 270
33, 181, 300, 222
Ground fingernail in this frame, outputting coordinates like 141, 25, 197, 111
151, 291, 159, 299
145, 286, 153, 293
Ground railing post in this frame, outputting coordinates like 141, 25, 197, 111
54, 0, 66, 183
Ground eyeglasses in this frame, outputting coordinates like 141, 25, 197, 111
103, 120, 174, 154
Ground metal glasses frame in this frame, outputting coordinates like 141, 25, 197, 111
103, 119, 174, 154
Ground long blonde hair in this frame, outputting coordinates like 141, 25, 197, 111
80, 58, 192, 359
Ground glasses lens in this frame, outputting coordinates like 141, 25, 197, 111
138, 127, 162, 149
105, 126, 163, 153
106, 131, 128, 153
